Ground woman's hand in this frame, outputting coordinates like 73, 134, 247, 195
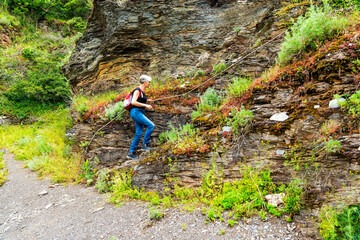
146, 104, 153, 110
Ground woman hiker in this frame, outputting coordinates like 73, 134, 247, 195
127, 75, 155, 160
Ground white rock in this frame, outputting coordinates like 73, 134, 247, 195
270, 112, 289, 122
222, 126, 232, 132
314, 105, 320, 109
38, 191, 48, 196
276, 150, 285, 155
329, 98, 345, 108
265, 193, 285, 206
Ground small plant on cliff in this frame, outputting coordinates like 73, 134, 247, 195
337, 91, 360, 116
192, 88, 222, 119
227, 107, 253, 135
324, 137, 342, 154
80, 159, 94, 186
227, 77, 253, 97
101, 102, 125, 121
149, 207, 163, 220
278, 0, 349, 65
213, 62, 227, 74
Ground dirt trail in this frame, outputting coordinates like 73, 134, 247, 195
0, 151, 307, 240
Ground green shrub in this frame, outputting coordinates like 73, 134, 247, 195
4, 0, 92, 21
324, 138, 342, 154
22, 47, 36, 59
283, 179, 304, 215
102, 102, 125, 121
227, 107, 253, 135
149, 207, 163, 220
330, 0, 360, 9
320, 203, 360, 240
95, 168, 112, 193
278, 1, 349, 65
191, 88, 222, 119
227, 76, 252, 97
158, 123, 198, 144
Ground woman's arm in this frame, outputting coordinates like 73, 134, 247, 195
131, 90, 153, 109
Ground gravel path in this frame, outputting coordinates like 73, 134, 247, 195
0, 151, 308, 240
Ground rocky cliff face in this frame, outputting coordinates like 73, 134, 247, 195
68, 1, 360, 238
64, 0, 281, 95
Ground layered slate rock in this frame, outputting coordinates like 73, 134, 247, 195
64, 0, 281, 95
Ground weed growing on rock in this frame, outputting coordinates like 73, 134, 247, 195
149, 207, 163, 220
337, 91, 360, 116
227, 107, 253, 135
192, 88, 222, 119
80, 159, 94, 186
212, 62, 227, 74
324, 137, 342, 154
0, 152, 8, 186
227, 77, 252, 97
101, 102, 125, 121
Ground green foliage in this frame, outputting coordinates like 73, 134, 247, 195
278, 1, 349, 65
325, 138, 342, 154
149, 207, 163, 220
283, 179, 304, 215
158, 123, 198, 144
338, 91, 360, 115
0, 152, 8, 186
185, 69, 205, 78
95, 168, 112, 193
329, 0, 360, 9
213, 62, 227, 74
227, 76, 252, 97
80, 159, 94, 186
227, 107, 253, 135
3, 0, 92, 22
228, 219, 238, 227
320, 203, 360, 240
108, 171, 134, 203
192, 88, 222, 119
102, 102, 125, 121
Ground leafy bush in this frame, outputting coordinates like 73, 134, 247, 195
4, 68, 70, 104
227, 107, 253, 135
278, 1, 348, 65
4, 0, 92, 21
149, 207, 163, 220
227, 76, 252, 97
339, 91, 360, 115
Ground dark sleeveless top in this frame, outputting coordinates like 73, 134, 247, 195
131, 87, 147, 110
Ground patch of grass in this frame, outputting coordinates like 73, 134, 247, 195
149, 207, 163, 220
0, 108, 82, 183
0, 152, 8, 186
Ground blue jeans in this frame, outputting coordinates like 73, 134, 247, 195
129, 108, 155, 153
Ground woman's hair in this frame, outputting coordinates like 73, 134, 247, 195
140, 75, 152, 84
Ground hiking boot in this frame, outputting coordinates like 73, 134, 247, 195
127, 152, 138, 160
141, 144, 153, 151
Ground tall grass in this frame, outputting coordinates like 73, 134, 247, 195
278, 0, 349, 65
0, 152, 8, 186
0, 108, 81, 182
227, 77, 252, 97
